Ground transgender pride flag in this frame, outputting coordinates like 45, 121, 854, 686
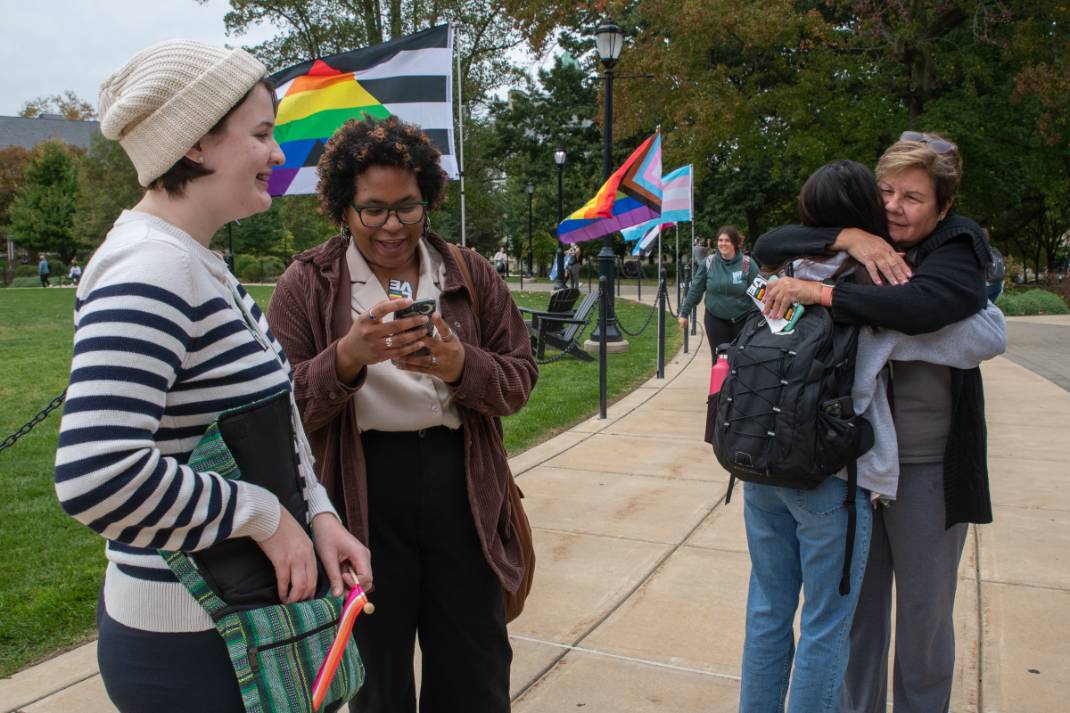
621, 164, 693, 255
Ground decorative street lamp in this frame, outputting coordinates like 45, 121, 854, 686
590, 19, 625, 343
526, 181, 534, 277
553, 149, 567, 290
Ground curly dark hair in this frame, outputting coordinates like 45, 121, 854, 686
316, 115, 448, 225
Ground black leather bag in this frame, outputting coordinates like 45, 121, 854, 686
189, 391, 316, 607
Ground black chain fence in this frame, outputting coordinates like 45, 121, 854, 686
0, 388, 67, 455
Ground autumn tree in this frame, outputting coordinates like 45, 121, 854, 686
504, 0, 1070, 253
5, 141, 82, 263
0, 146, 32, 224
19, 91, 96, 120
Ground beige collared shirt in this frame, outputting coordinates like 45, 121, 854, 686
347, 238, 462, 433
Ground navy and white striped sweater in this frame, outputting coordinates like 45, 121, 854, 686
55, 210, 335, 632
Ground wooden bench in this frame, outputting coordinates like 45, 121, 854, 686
526, 290, 599, 362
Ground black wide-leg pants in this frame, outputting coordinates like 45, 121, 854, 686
350, 426, 511, 713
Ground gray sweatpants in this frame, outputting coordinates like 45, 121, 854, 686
839, 462, 968, 713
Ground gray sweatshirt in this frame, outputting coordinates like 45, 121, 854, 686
793, 256, 1007, 499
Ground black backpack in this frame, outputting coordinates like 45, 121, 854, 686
709, 304, 874, 594
986, 245, 1005, 285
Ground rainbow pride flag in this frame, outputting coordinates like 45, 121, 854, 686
557, 131, 662, 244
268, 24, 455, 197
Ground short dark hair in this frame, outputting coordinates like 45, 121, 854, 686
716, 225, 744, 250
316, 115, 448, 226
149, 78, 276, 197
799, 160, 890, 241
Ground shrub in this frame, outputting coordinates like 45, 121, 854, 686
235, 255, 284, 284
11, 276, 44, 288
996, 289, 1070, 316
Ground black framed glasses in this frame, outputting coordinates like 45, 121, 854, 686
350, 201, 427, 228
899, 131, 956, 154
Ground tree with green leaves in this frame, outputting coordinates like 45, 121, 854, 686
210, 0, 527, 101
505, 0, 1070, 260
5, 141, 82, 263
277, 194, 335, 254
75, 131, 142, 250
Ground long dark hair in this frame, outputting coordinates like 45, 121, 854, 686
799, 160, 891, 242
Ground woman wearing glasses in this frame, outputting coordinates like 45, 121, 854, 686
753, 132, 993, 713
267, 116, 537, 713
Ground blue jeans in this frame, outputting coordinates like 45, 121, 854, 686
739, 477, 872, 713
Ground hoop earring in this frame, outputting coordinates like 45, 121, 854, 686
423, 215, 432, 237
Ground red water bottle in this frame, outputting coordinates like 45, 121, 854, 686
709, 349, 730, 395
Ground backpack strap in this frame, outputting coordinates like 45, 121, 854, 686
838, 459, 858, 596
742, 253, 750, 276
705, 254, 714, 271
447, 242, 480, 322
725, 474, 737, 504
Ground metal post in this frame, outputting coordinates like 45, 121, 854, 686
554, 162, 566, 290
675, 225, 681, 310
526, 183, 534, 277
456, 53, 467, 247
226, 222, 235, 274
598, 276, 608, 419
657, 267, 665, 378
591, 63, 623, 344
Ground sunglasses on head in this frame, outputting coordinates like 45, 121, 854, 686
899, 131, 956, 154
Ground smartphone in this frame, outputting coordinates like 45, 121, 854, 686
394, 298, 435, 356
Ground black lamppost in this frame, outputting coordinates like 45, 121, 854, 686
225, 221, 235, 274
553, 149, 567, 290
526, 181, 534, 277
590, 19, 624, 343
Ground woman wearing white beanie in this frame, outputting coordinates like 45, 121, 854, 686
54, 40, 372, 712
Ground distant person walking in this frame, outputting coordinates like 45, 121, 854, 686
38, 254, 50, 287
692, 237, 708, 264
566, 245, 581, 289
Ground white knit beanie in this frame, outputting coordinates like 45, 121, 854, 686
99, 40, 267, 186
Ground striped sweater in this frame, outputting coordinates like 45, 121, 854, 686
55, 210, 336, 632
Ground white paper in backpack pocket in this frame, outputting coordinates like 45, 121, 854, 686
747, 275, 804, 335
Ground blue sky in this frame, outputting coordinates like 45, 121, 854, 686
0, 0, 276, 116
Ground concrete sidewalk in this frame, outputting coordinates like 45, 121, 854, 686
4, 314, 1069, 712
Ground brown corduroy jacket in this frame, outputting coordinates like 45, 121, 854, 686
266, 233, 538, 593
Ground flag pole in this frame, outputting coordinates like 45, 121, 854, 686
455, 50, 467, 247
689, 164, 695, 257
675, 223, 680, 308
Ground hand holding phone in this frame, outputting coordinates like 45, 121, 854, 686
393, 298, 436, 356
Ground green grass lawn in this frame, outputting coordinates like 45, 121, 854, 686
0, 285, 679, 676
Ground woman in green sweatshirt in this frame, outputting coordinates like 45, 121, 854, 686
679, 225, 760, 359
